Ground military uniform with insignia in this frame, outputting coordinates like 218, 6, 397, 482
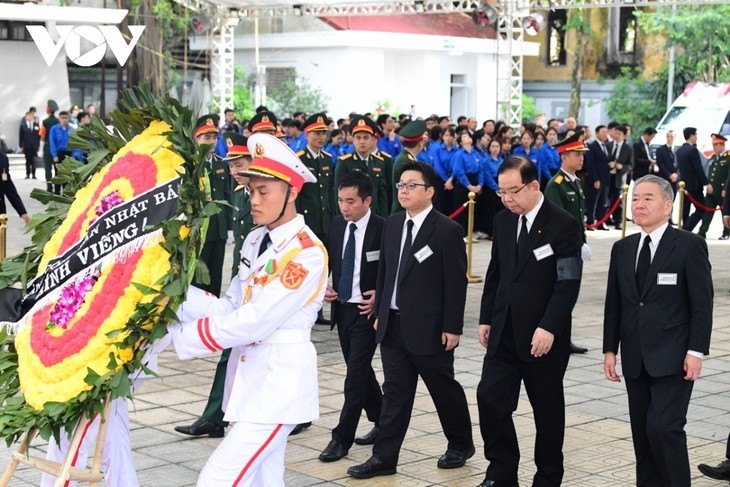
192, 115, 231, 297
699, 133, 730, 239
296, 113, 336, 241
391, 120, 427, 214
169, 133, 326, 486
224, 133, 256, 276
334, 115, 390, 217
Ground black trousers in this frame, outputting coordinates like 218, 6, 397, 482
373, 311, 473, 466
202, 348, 230, 427
682, 188, 706, 232
23, 148, 36, 177
608, 176, 623, 225
625, 364, 693, 487
332, 304, 382, 448
586, 182, 609, 224
476, 322, 569, 487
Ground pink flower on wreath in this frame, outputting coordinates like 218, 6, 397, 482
48, 270, 101, 330
95, 190, 124, 218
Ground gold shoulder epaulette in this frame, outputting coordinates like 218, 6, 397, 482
372, 152, 383, 161
322, 150, 332, 157
380, 151, 392, 158
296, 150, 306, 157
554, 174, 564, 185
339, 153, 353, 161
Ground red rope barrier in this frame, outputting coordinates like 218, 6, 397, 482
448, 203, 468, 220
586, 196, 623, 229
684, 191, 724, 213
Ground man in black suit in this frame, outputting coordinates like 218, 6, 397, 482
347, 162, 473, 479
608, 124, 634, 229
676, 126, 709, 232
319, 171, 384, 462
584, 125, 612, 230
632, 127, 658, 181
19, 111, 39, 179
0, 152, 31, 227
655, 130, 679, 225
603, 174, 713, 487
475, 156, 583, 487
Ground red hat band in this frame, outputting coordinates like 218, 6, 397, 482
557, 140, 586, 154
249, 158, 306, 191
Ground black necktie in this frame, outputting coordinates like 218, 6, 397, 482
636, 235, 652, 291
516, 215, 528, 263
338, 223, 357, 303
397, 220, 414, 285
601, 143, 607, 156
257, 233, 271, 257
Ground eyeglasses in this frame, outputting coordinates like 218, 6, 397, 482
396, 182, 429, 191
495, 183, 529, 198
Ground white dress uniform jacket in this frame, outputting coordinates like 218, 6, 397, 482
169, 214, 327, 424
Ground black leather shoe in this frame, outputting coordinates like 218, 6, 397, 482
347, 457, 396, 479
315, 311, 330, 325
318, 439, 348, 462
474, 481, 519, 487
599, 223, 610, 231
174, 417, 224, 438
570, 342, 588, 354
289, 422, 312, 436
353, 426, 379, 445
437, 446, 475, 469
698, 459, 730, 480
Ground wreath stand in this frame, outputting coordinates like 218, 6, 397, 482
0, 398, 112, 487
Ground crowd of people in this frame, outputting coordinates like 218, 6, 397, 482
16, 100, 730, 487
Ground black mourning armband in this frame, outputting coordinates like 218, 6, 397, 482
556, 255, 582, 281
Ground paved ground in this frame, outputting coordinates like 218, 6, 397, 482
1, 158, 730, 486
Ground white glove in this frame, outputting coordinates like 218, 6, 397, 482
226, 230, 234, 246
581, 243, 592, 262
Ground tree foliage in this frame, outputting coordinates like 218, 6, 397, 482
267, 70, 330, 117
233, 66, 256, 122
636, 4, 730, 83
605, 67, 665, 131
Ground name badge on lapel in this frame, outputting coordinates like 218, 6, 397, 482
366, 250, 380, 262
533, 244, 554, 261
657, 273, 678, 285
414, 245, 433, 263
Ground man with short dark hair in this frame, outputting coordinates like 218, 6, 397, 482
584, 125, 612, 230
48, 110, 71, 195
633, 127, 658, 181
390, 120, 427, 214
319, 171, 384, 463
19, 111, 39, 180
604, 174, 713, 487
677, 126, 709, 231
348, 161, 473, 479
476, 155, 583, 487
608, 124, 633, 229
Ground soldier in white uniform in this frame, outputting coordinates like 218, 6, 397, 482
169, 133, 327, 486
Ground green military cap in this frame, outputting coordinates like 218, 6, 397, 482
552, 129, 589, 154
224, 133, 250, 160
398, 119, 427, 143
349, 115, 379, 136
711, 133, 727, 144
303, 113, 328, 133
194, 114, 219, 138
47, 99, 58, 112
249, 111, 278, 133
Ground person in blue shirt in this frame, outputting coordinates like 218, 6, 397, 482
477, 138, 505, 240
511, 130, 539, 166
288, 120, 307, 152
538, 127, 561, 186
451, 131, 484, 235
376, 114, 402, 157
324, 128, 345, 167
433, 127, 458, 215
48, 111, 72, 194
339, 127, 355, 156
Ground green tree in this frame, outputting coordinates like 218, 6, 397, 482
233, 66, 255, 122
268, 70, 329, 116
604, 67, 665, 131
502, 94, 539, 123
566, 9, 591, 119
636, 5, 730, 83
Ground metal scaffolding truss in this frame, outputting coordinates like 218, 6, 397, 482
181, 0, 714, 125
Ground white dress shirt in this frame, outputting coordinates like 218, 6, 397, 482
391, 205, 433, 309
517, 194, 544, 242
341, 209, 371, 304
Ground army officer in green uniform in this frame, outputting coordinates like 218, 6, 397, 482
699, 133, 730, 240
192, 114, 231, 297
391, 119, 427, 214
225, 133, 256, 275
544, 130, 590, 355
335, 115, 389, 217
296, 112, 335, 242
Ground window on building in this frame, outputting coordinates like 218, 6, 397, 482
547, 10, 567, 67
0, 21, 41, 41
607, 7, 638, 65
266, 67, 295, 91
